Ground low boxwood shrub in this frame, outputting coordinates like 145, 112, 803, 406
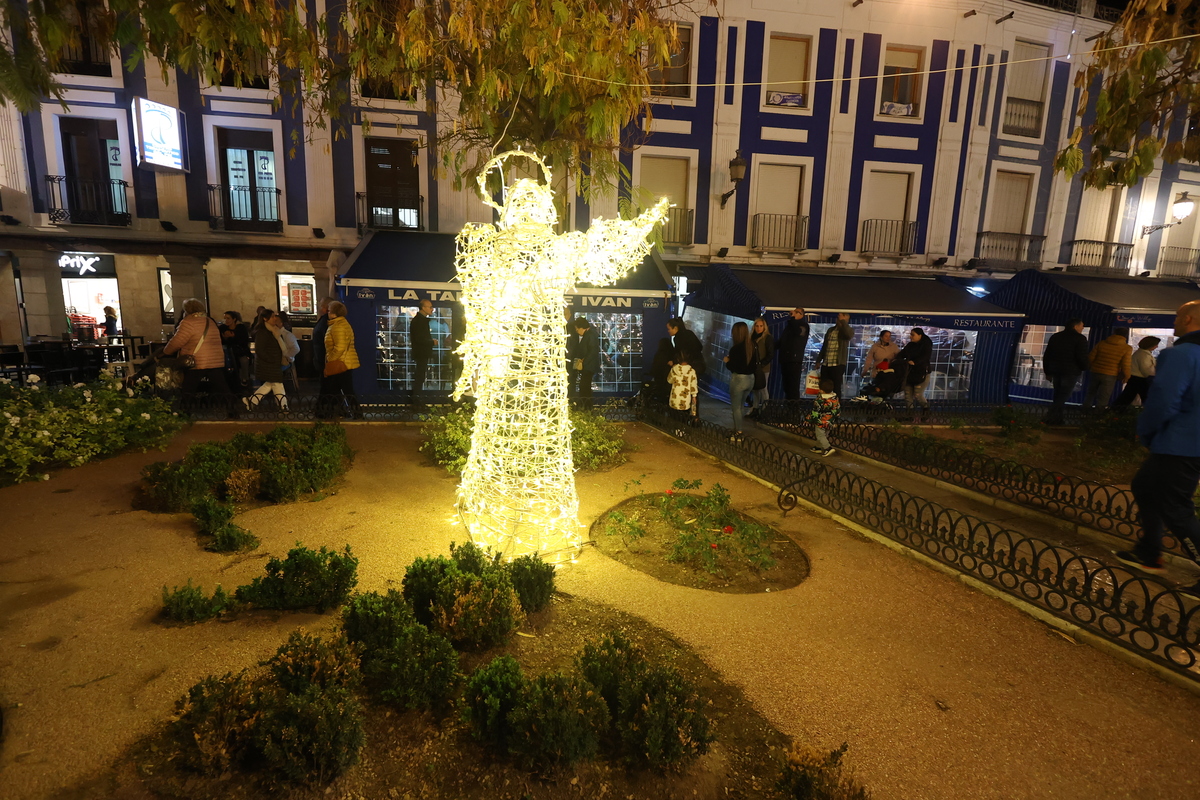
235, 544, 358, 612
778, 742, 871, 800
507, 553, 556, 614
192, 496, 259, 553
341, 589, 416, 651
420, 405, 627, 474
507, 671, 609, 772
403, 543, 525, 648
141, 423, 353, 512
171, 670, 260, 774
161, 581, 229, 623
462, 655, 527, 751
578, 631, 646, 715
264, 630, 361, 696
251, 684, 365, 789
401, 554, 455, 627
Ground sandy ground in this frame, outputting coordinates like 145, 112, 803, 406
1, 423, 1198, 800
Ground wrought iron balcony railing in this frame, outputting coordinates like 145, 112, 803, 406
860, 218, 918, 257
208, 184, 283, 233
975, 231, 1046, 270
1066, 239, 1133, 276
1002, 97, 1044, 138
355, 190, 424, 235
45, 176, 130, 226
1157, 246, 1200, 279
661, 206, 695, 247
751, 213, 809, 253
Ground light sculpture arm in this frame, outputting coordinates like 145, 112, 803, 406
572, 197, 670, 286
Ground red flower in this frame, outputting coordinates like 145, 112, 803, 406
1054, 476, 1063, 482
710, 543, 719, 549
723, 525, 734, 534
665, 489, 675, 496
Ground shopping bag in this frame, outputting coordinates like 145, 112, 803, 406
804, 370, 821, 395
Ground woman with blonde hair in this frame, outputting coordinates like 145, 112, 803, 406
162, 298, 232, 409
101, 306, 119, 338
320, 300, 361, 418
746, 316, 774, 419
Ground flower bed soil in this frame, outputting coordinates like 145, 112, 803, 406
590, 495, 810, 593
61, 594, 792, 800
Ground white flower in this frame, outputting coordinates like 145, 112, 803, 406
73, 382, 86, 388
141, 413, 151, 420
41, 474, 49, 481
114, 408, 122, 415
26, 374, 40, 384
83, 390, 92, 402
126, 388, 134, 397
2, 411, 9, 419
172, 412, 179, 416
0, 377, 11, 384
9, 417, 20, 426
38, 430, 49, 437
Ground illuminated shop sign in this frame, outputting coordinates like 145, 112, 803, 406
58, 252, 117, 277
131, 97, 188, 173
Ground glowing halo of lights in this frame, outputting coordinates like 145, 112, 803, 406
452, 150, 668, 565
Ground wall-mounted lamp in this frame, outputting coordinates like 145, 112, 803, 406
159, 220, 177, 232
719, 150, 747, 210
1141, 192, 1196, 237
716, 247, 729, 258
996, 11, 1014, 23
963, 10, 977, 18
0, 214, 22, 226
312, 227, 326, 239
826, 253, 841, 265
852, 0, 864, 6
1084, 32, 1105, 43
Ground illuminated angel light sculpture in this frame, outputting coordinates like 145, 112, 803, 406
453, 150, 668, 564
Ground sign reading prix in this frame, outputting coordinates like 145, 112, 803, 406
131, 97, 188, 173
59, 253, 117, 278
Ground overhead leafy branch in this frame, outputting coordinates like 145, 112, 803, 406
0, 0, 704, 193
1055, 0, 1200, 187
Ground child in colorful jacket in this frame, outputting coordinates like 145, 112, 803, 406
810, 377, 840, 456
667, 349, 699, 428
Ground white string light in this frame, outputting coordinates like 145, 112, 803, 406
452, 150, 668, 565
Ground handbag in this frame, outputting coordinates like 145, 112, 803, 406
804, 369, 821, 395
324, 359, 349, 377
161, 318, 211, 370
753, 367, 766, 391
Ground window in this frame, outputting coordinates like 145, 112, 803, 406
48, 117, 130, 226
752, 164, 806, 252
360, 77, 417, 102
158, 267, 174, 325
639, 156, 692, 245
218, 51, 270, 90
276, 273, 318, 324
880, 46, 923, 117
1011, 325, 1091, 392
58, 2, 112, 77
990, 171, 1033, 234
375, 304, 456, 390
1003, 41, 1050, 137
765, 35, 810, 108
649, 24, 692, 99
362, 138, 421, 230
809, 322, 976, 400
575, 312, 644, 394
213, 128, 280, 232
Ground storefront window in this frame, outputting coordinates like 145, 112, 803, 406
276, 272, 318, 324
576, 312, 643, 393
809, 322, 976, 400
157, 267, 174, 325
1011, 324, 1092, 390
375, 304, 453, 390
1128, 328, 1176, 357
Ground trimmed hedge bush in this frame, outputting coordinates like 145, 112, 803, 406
462, 655, 527, 751
264, 630, 361, 695
161, 581, 229, 623
171, 671, 260, 774
402, 543, 525, 649
191, 496, 259, 553
508, 554, 556, 614
778, 743, 871, 800
235, 544, 358, 612
507, 671, 610, 772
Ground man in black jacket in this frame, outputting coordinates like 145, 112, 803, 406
667, 317, 704, 413
1042, 318, 1089, 424
410, 299, 435, 409
776, 307, 809, 400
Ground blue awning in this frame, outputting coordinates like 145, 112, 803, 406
983, 270, 1200, 328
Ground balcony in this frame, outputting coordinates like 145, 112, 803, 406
1094, 4, 1123, 22
356, 191, 424, 235
58, 20, 112, 77
1066, 240, 1133, 276
45, 176, 130, 226
1002, 97, 1044, 138
208, 184, 283, 233
661, 207, 694, 247
975, 231, 1046, 271
751, 214, 808, 253
1017, 0, 1079, 12
860, 219, 918, 257
1157, 246, 1200, 279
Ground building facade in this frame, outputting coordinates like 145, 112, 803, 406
2, 0, 1191, 399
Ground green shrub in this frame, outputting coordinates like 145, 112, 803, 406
402, 554, 456, 626
207, 524, 259, 553
603, 510, 647, 545
251, 684, 365, 788
263, 631, 361, 696
462, 656, 528, 751
990, 405, 1041, 444
432, 566, 525, 649
342, 589, 417, 652
362, 623, 461, 711
420, 405, 627, 474
508, 554, 556, 613
578, 632, 646, 716
191, 496, 259, 553
161, 581, 229, 623
235, 544, 358, 612
615, 664, 712, 769
507, 671, 609, 771
778, 742, 871, 800
450, 540, 493, 576
171, 671, 260, 774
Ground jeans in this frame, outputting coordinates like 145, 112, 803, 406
1130, 453, 1200, 563
780, 361, 805, 401
729, 372, 755, 433
819, 364, 844, 397
815, 425, 831, 450
904, 377, 930, 409
1045, 371, 1080, 423
1115, 376, 1153, 407
412, 357, 430, 404
1084, 373, 1118, 408
751, 369, 769, 411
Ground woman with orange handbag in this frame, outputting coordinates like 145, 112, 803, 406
320, 301, 361, 419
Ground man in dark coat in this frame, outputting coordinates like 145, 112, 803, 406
667, 317, 705, 414
410, 299, 435, 408
1042, 318, 1089, 425
776, 307, 810, 400
572, 317, 600, 408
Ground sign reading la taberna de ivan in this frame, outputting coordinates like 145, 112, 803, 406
377, 287, 656, 309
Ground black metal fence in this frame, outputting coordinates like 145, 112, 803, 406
1067, 240, 1133, 276
45, 176, 130, 226
976, 231, 1046, 270
860, 218, 918, 256
751, 213, 808, 253
638, 405, 1200, 684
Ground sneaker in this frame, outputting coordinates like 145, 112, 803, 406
820, 447, 835, 457
810, 446, 824, 454
1113, 550, 1166, 574
1178, 581, 1200, 600
729, 432, 744, 442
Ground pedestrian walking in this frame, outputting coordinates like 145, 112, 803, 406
1114, 301, 1200, 598
410, 298, 434, 409
809, 377, 840, 457
723, 321, 756, 441
161, 298, 233, 413
864, 330, 900, 378
667, 348, 699, 432
776, 307, 809, 401
244, 310, 289, 411
1042, 318, 1089, 424
897, 327, 933, 411
816, 313, 854, 397
746, 316, 774, 419
1114, 336, 1160, 407
220, 310, 252, 389
668, 316, 706, 415
321, 300, 361, 419
1085, 328, 1132, 409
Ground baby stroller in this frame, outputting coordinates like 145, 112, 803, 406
853, 359, 908, 405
